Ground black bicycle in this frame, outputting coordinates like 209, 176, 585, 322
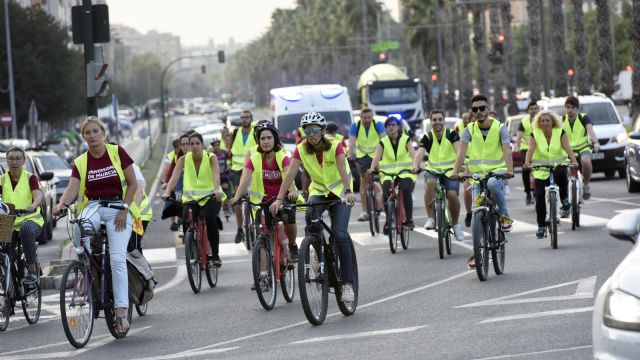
285, 199, 358, 325
375, 169, 413, 253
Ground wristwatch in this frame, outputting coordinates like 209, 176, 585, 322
345, 189, 353, 194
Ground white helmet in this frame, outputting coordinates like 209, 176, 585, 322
300, 112, 326, 128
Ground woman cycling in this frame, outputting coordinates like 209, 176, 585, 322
523, 110, 578, 239
53, 116, 138, 336
162, 132, 225, 266
269, 112, 356, 303
231, 121, 300, 260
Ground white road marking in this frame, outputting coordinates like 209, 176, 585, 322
480, 306, 593, 324
591, 196, 640, 207
219, 243, 251, 258
133, 347, 240, 360
350, 231, 387, 246
144, 247, 177, 263
470, 345, 592, 360
290, 325, 427, 345
155, 263, 187, 294
560, 214, 609, 227
0, 334, 112, 355
457, 276, 596, 308
413, 228, 474, 250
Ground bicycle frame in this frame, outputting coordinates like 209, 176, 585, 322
185, 209, 211, 271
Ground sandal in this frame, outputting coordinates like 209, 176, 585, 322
114, 311, 129, 336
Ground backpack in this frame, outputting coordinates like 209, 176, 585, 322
127, 249, 157, 305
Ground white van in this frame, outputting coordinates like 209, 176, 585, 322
270, 84, 353, 153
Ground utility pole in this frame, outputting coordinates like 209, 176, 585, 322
540, 0, 550, 96
3, 0, 17, 138
435, 0, 445, 110
82, 0, 97, 116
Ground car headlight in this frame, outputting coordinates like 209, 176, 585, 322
612, 133, 629, 144
604, 289, 640, 331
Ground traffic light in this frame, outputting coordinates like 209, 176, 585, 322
377, 52, 388, 63
86, 61, 109, 97
431, 73, 438, 82
217, 50, 225, 63
201, 65, 206, 74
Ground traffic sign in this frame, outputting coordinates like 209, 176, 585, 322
0, 112, 12, 127
370, 41, 400, 52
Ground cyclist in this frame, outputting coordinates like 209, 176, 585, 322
230, 110, 256, 244
0, 147, 43, 283
326, 121, 348, 150
128, 163, 152, 253
162, 132, 226, 267
453, 112, 474, 227
348, 107, 386, 222
451, 95, 514, 268
210, 138, 232, 216
220, 126, 231, 151
163, 134, 190, 231
523, 110, 578, 238
269, 111, 356, 303
230, 121, 300, 261
562, 95, 600, 200
413, 110, 464, 241
53, 116, 137, 336
368, 116, 417, 234
161, 138, 180, 189
515, 101, 539, 205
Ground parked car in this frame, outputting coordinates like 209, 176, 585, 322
41, 139, 75, 164
538, 94, 630, 178
624, 118, 640, 192
30, 151, 71, 204
593, 211, 640, 359
226, 108, 245, 128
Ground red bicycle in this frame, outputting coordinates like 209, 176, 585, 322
375, 169, 413, 253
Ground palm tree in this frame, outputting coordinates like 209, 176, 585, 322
460, 4, 473, 108
472, 5, 486, 94
526, 0, 543, 100
594, 0, 615, 96
571, 0, 590, 94
631, 0, 640, 119
442, 1, 457, 115
500, 1, 518, 115
489, 4, 506, 119
550, 0, 568, 96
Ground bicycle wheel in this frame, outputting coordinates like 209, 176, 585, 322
571, 181, 579, 230
280, 260, 296, 303
252, 237, 276, 310
387, 198, 398, 254
549, 192, 558, 249
492, 229, 506, 275
436, 201, 445, 259
242, 203, 254, 251
205, 263, 218, 288
60, 261, 94, 348
401, 224, 410, 250
135, 302, 148, 316
0, 255, 10, 332
471, 211, 489, 281
366, 189, 375, 236
22, 262, 41, 324
184, 230, 202, 294
298, 236, 328, 325
105, 302, 133, 339
336, 235, 358, 316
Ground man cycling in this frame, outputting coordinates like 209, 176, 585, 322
453, 112, 474, 227
210, 138, 232, 215
1, 147, 43, 283
230, 110, 256, 243
515, 101, 539, 205
414, 110, 464, 241
348, 107, 386, 222
562, 95, 600, 200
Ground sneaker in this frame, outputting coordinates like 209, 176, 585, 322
383, 224, 389, 235
467, 255, 476, 270
453, 224, 464, 241
525, 193, 533, 206
583, 186, 591, 200
464, 213, 472, 227
234, 229, 243, 244
357, 211, 369, 222
536, 226, 545, 239
423, 218, 435, 230
170, 221, 179, 231
560, 199, 571, 218
212, 254, 222, 267
24, 272, 37, 284
289, 244, 299, 262
341, 283, 355, 303
404, 219, 415, 230
499, 215, 513, 232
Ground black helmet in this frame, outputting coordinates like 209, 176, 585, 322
254, 120, 279, 143
325, 121, 338, 133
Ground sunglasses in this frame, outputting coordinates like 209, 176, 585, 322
471, 106, 488, 113
305, 128, 322, 135
240, 116, 251, 119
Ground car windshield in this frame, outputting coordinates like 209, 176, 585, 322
369, 85, 419, 105
34, 155, 70, 171
550, 103, 620, 125
277, 111, 351, 144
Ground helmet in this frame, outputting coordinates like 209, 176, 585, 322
384, 116, 402, 127
300, 112, 326, 128
325, 121, 338, 133
254, 120, 277, 141
210, 137, 221, 145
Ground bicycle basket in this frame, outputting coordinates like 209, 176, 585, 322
0, 215, 16, 243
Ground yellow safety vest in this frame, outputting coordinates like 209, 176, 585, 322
1, 170, 43, 230
130, 192, 152, 222
355, 120, 381, 158
379, 134, 416, 183
531, 128, 568, 180
74, 144, 136, 217
519, 115, 533, 150
467, 118, 507, 174
183, 151, 227, 205
562, 113, 591, 153
297, 139, 352, 197
455, 120, 465, 134
248, 151, 286, 204
165, 150, 176, 163
230, 127, 256, 171
424, 129, 457, 177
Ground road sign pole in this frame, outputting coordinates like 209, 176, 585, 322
82, 0, 97, 116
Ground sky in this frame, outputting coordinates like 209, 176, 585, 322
107, 0, 399, 47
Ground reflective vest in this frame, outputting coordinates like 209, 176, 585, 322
183, 151, 227, 205
220, 139, 227, 151
130, 191, 152, 222
74, 144, 135, 217
467, 118, 507, 174
379, 134, 416, 183
455, 120, 465, 134
1, 170, 43, 230
519, 115, 533, 150
562, 113, 590, 153
424, 129, 457, 177
355, 120, 381, 158
165, 150, 176, 163
230, 127, 256, 171
531, 128, 568, 180
248, 151, 287, 204
297, 139, 352, 197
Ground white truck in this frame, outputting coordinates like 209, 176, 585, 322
612, 70, 632, 105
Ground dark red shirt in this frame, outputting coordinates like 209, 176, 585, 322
71, 146, 134, 199
245, 154, 291, 200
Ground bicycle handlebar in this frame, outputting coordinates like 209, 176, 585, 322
13, 209, 36, 216
164, 193, 217, 205
457, 172, 505, 182
528, 163, 576, 171
373, 169, 415, 177
280, 198, 344, 210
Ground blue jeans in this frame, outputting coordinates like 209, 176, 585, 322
305, 196, 354, 285
472, 177, 509, 217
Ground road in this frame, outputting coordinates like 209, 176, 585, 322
2, 114, 637, 359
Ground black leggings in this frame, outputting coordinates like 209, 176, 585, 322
382, 178, 413, 223
521, 150, 532, 193
534, 167, 568, 227
182, 199, 221, 256
127, 220, 149, 253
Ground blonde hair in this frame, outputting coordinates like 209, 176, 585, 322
80, 116, 108, 136
532, 110, 563, 130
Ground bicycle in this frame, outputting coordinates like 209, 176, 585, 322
568, 167, 584, 230
0, 210, 42, 332
285, 199, 358, 325
459, 172, 507, 281
240, 194, 256, 251
166, 194, 218, 294
357, 163, 383, 236
530, 164, 571, 249
375, 169, 413, 254
237, 197, 295, 310
58, 202, 133, 348
424, 169, 454, 259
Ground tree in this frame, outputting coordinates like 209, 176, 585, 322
489, 4, 506, 119
630, 0, 640, 118
594, 0, 615, 96
472, 5, 487, 94
460, 4, 473, 109
571, 0, 591, 94
526, 0, 543, 100
550, 0, 568, 96
500, 1, 518, 115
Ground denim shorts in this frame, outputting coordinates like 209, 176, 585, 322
424, 172, 460, 193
